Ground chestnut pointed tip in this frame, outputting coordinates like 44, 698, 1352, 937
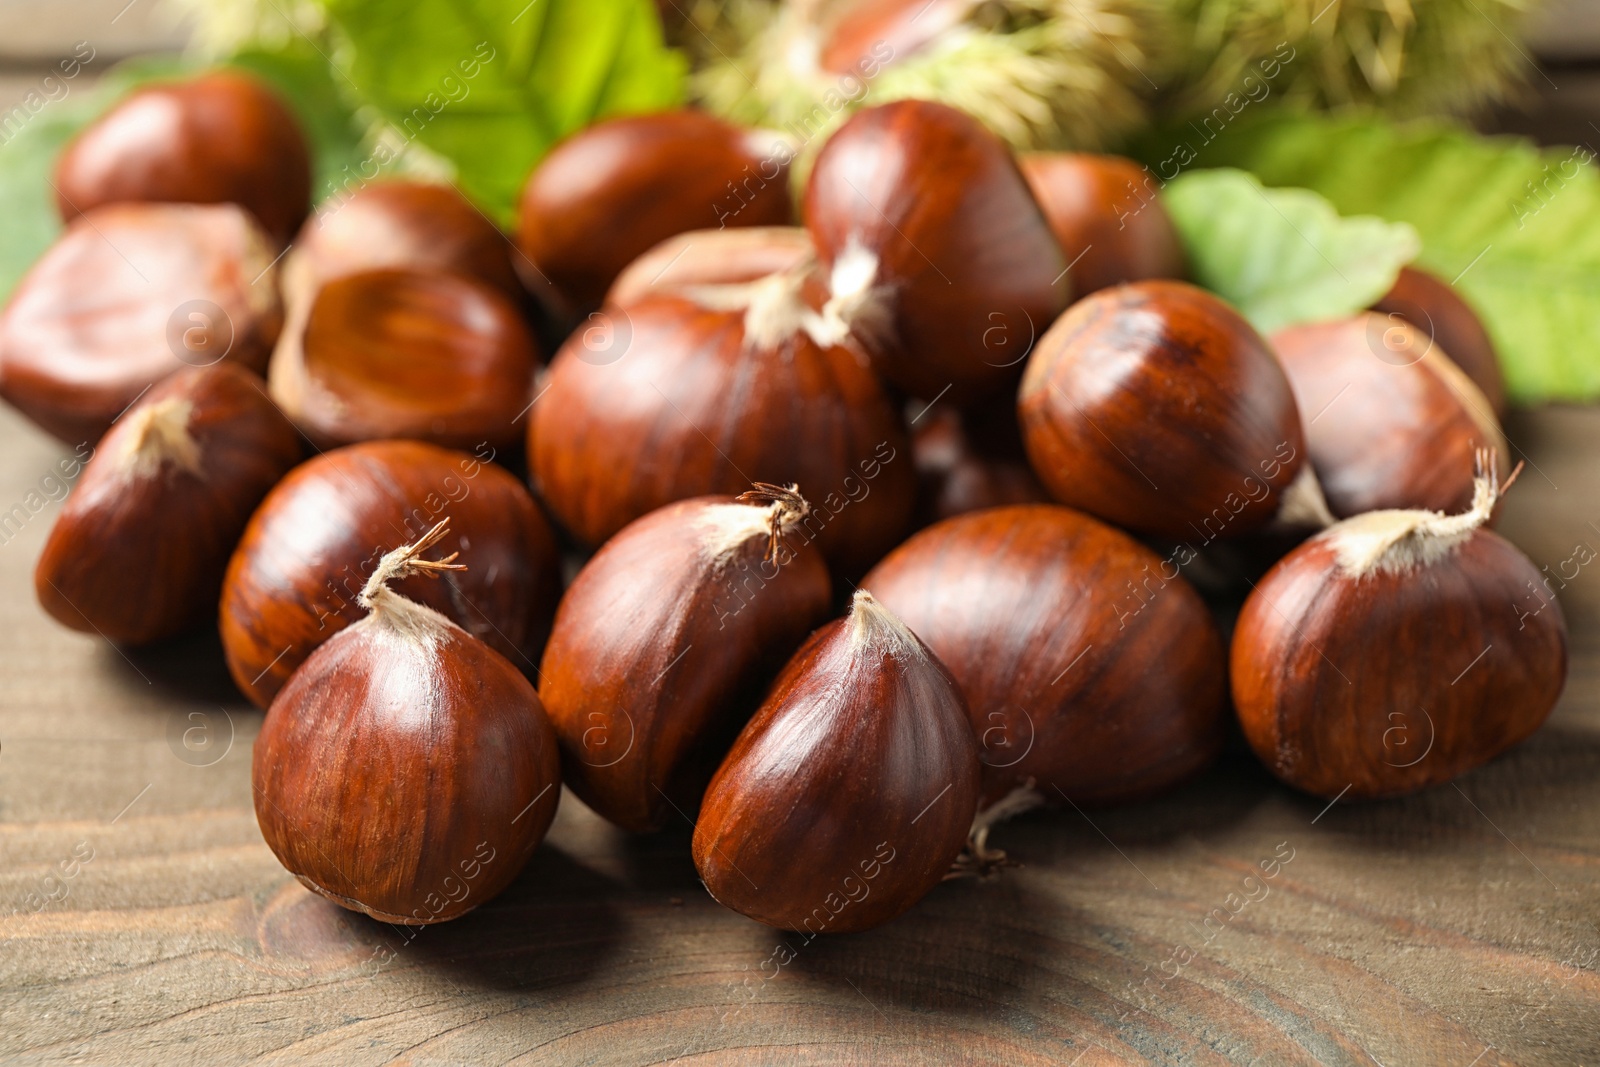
846, 589, 924, 660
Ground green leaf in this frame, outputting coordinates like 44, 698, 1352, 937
1161, 168, 1421, 335
320, 0, 688, 224
1181, 112, 1600, 403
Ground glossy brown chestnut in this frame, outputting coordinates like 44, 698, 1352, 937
605, 227, 814, 308
34, 363, 300, 645
1019, 152, 1187, 296
1372, 266, 1505, 416
0, 202, 283, 445
693, 590, 980, 932
911, 396, 1047, 525
518, 111, 794, 309
529, 274, 914, 577
1232, 457, 1567, 799
283, 181, 522, 307
1271, 313, 1506, 519
539, 486, 832, 832
817, 0, 970, 74
54, 70, 311, 246
221, 439, 561, 707
268, 267, 540, 452
1018, 280, 1305, 539
253, 521, 561, 924
862, 505, 1227, 806
804, 100, 1068, 403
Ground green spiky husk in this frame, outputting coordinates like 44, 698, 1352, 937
684, 0, 1160, 153
1160, 0, 1537, 119
680, 0, 1540, 158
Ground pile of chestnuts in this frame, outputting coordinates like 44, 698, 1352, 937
0, 68, 1567, 932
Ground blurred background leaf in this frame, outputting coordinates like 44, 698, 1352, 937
1190, 111, 1600, 402
1162, 167, 1420, 334
318, 0, 687, 224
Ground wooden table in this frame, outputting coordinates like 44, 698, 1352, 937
1, 399, 1597, 1066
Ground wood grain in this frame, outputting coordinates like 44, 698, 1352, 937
1, 401, 1598, 1065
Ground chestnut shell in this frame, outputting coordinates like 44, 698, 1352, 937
1018, 280, 1305, 539
805, 100, 1067, 403
605, 227, 814, 308
1271, 313, 1506, 519
284, 180, 523, 305
0, 202, 283, 445
1232, 526, 1567, 799
518, 111, 792, 309
220, 440, 561, 707
1372, 266, 1505, 416
1019, 152, 1187, 296
862, 504, 1227, 806
270, 267, 540, 452
254, 607, 560, 924
54, 70, 311, 246
693, 594, 980, 932
35, 364, 301, 645
529, 291, 914, 577
538, 496, 833, 832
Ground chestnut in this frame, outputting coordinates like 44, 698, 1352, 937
911, 395, 1048, 525
0, 202, 283, 445
1019, 152, 1187, 296
54, 70, 311, 246
253, 521, 561, 924
34, 364, 300, 645
284, 180, 523, 306
220, 439, 561, 707
539, 485, 832, 832
1018, 280, 1305, 539
605, 226, 814, 308
268, 267, 540, 452
1232, 455, 1567, 799
517, 111, 794, 309
693, 590, 980, 933
1372, 266, 1505, 416
862, 505, 1226, 807
1271, 313, 1506, 519
816, 0, 969, 75
804, 100, 1068, 403
529, 273, 915, 577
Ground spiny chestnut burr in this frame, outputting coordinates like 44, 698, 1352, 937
34, 364, 300, 645
1372, 266, 1506, 416
253, 520, 561, 924
1018, 280, 1305, 539
517, 111, 795, 309
863, 505, 1226, 807
1271, 313, 1506, 520
693, 590, 980, 933
529, 269, 915, 577
282, 181, 523, 307
1232, 454, 1567, 799
804, 100, 1068, 403
539, 485, 832, 832
0, 202, 283, 445
268, 267, 540, 452
54, 70, 311, 246
911, 395, 1047, 525
605, 227, 814, 308
221, 440, 561, 708
1019, 152, 1187, 296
